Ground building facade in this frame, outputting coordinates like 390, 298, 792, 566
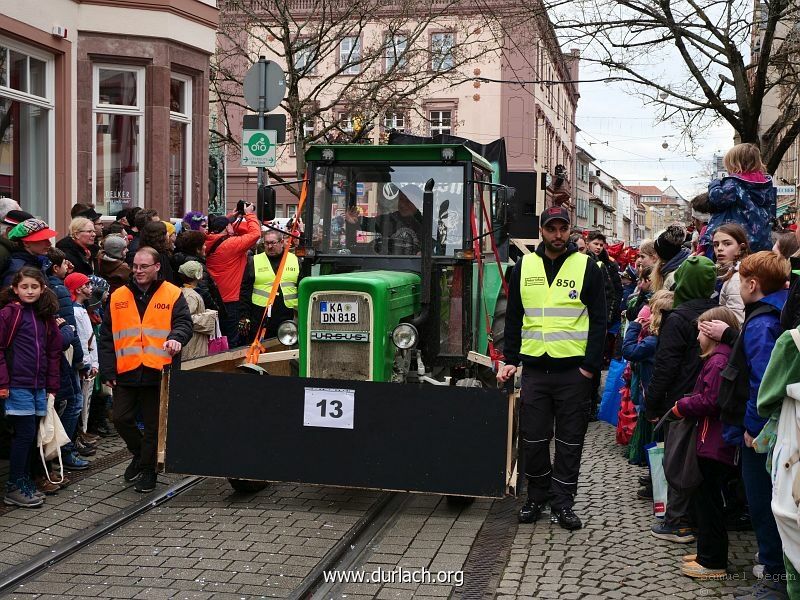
0, 0, 218, 230
217, 1, 579, 220
574, 145, 593, 230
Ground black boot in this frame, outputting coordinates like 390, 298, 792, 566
518, 499, 545, 524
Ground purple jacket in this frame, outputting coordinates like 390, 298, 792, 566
0, 302, 62, 393
675, 343, 739, 466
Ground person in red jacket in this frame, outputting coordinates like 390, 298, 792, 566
204, 202, 260, 346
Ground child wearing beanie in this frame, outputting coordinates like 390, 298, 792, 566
653, 225, 690, 291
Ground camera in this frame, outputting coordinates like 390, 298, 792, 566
235, 199, 251, 216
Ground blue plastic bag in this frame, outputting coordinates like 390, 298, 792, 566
597, 358, 627, 425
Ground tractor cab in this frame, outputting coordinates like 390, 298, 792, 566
294, 144, 510, 383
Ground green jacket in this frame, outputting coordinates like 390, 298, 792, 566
757, 327, 800, 418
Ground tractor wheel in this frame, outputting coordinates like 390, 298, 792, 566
228, 478, 269, 493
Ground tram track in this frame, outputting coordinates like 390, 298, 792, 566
0, 475, 204, 595
0, 472, 407, 600
0, 481, 503, 599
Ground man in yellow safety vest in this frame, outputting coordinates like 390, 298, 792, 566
497, 206, 606, 531
240, 227, 300, 341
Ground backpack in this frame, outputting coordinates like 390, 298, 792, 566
718, 304, 779, 425
772, 330, 800, 571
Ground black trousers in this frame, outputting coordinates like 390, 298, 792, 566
520, 367, 592, 510
112, 385, 160, 470
693, 458, 735, 569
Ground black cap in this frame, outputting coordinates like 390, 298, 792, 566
76, 206, 102, 222
2, 209, 34, 227
208, 214, 233, 233
540, 205, 571, 227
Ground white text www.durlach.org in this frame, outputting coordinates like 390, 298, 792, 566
322, 566, 464, 586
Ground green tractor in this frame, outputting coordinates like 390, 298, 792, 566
163, 142, 522, 499
281, 143, 512, 386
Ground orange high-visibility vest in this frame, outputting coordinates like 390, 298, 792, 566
110, 282, 182, 374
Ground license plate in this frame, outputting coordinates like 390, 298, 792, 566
320, 301, 359, 324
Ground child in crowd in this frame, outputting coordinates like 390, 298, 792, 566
672, 306, 741, 580
758, 320, 800, 597
65, 273, 98, 465
647, 256, 718, 543
713, 223, 750, 323
0, 268, 63, 508
699, 143, 777, 253
773, 230, 800, 260
622, 289, 672, 473
625, 266, 653, 322
61, 273, 98, 470
702, 250, 790, 596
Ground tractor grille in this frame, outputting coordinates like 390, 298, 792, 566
308, 292, 372, 380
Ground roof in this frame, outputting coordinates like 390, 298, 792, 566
305, 144, 494, 172
624, 185, 664, 197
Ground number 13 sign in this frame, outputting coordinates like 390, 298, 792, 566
303, 387, 355, 429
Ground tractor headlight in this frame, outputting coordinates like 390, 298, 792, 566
391, 323, 418, 349
277, 320, 298, 346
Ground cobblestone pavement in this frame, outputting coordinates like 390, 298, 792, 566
1, 421, 762, 599
5, 478, 382, 599
0, 436, 187, 572
495, 422, 760, 600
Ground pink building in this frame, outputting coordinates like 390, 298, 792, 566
216, 2, 578, 220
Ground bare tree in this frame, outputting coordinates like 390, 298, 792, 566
509, 0, 800, 172
213, 0, 499, 182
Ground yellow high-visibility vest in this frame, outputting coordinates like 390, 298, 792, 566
519, 252, 590, 358
251, 252, 299, 309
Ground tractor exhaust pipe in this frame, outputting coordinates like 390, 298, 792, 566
412, 178, 435, 329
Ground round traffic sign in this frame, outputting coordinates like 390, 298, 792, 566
247, 132, 272, 156
243, 60, 286, 112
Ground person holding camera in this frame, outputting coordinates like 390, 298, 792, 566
204, 201, 261, 347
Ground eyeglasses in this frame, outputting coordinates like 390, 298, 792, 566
264, 241, 282, 246
78, 229, 96, 234
132, 263, 156, 271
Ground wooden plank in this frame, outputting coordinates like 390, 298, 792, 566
157, 369, 170, 469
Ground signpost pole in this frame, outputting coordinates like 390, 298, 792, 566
257, 56, 269, 189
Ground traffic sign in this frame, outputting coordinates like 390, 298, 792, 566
243, 59, 286, 112
243, 114, 286, 143
241, 130, 277, 167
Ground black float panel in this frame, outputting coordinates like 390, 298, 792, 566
165, 371, 509, 498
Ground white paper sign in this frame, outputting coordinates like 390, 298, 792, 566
303, 387, 355, 429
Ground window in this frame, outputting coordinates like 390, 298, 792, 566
303, 117, 315, 138
0, 41, 54, 220
383, 111, 406, 132
294, 45, 317, 74
93, 65, 145, 215
431, 32, 455, 71
339, 37, 361, 75
338, 112, 354, 133
169, 75, 192, 220
385, 34, 407, 71
429, 110, 451, 135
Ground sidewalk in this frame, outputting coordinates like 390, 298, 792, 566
496, 422, 760, 599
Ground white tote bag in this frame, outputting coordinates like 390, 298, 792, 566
771, 329, 800, 571
37, 393, 70, 484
